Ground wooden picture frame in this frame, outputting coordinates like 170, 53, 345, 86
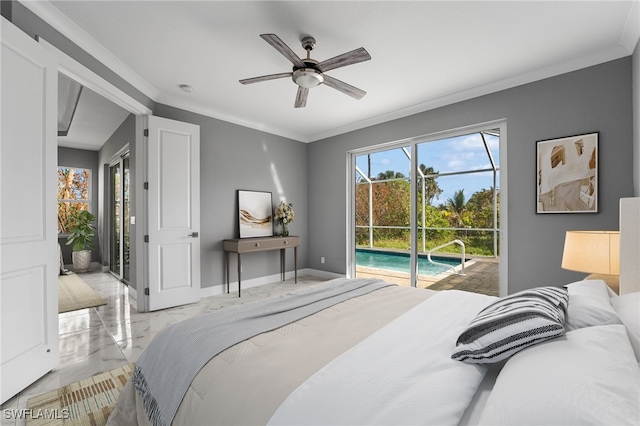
238, 190, 273, 238
536, 132, 598, 213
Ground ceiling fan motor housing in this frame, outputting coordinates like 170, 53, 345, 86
301, 36, 316, 51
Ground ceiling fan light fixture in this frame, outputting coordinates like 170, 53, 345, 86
293, 68, 324, 89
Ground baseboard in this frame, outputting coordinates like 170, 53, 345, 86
199, 268, 345, 298
128, 287, 137, 301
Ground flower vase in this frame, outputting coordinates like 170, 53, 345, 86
281, 222, 289, 237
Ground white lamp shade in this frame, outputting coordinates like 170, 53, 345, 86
561, 231, 620, 275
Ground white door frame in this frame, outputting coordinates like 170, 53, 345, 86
38, 38, 152, 312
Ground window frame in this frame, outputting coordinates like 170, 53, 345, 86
57, 165, 92, 235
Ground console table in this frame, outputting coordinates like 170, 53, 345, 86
223, 236, 299, 297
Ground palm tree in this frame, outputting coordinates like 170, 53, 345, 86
418, 164, 443, 205
446, 189, 467, 228
376, 170, 405, 180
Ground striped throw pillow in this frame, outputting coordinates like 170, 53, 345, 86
451, 286, 569, 363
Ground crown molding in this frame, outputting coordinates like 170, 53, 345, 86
619, 0, 640, 54
309, 45, 631, 142
155, 93, 307, 142
20, 0, 160, 101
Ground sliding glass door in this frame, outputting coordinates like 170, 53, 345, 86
109, 154, 130, 283
354, 146, 412, 286
349, 122, 504, 296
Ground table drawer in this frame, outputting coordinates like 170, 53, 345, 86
225, 236, 299, 253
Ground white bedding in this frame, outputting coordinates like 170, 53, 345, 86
479, 324, 640, 425
268, 290, 496, 426
108, 280, 639, 426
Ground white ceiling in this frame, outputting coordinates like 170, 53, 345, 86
28, 1, 640, 144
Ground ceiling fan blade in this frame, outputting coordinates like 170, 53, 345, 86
294, 86, 309, 108
239, 72, 292, 85
322, 75, 366, 100
260, 34, 305, 68
317, 47, 371, 72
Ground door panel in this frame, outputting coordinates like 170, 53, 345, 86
1, 18, 59, 404
147, 116, 200, 311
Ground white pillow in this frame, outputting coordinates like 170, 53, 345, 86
564, 280, 621, 331
611, 292, 640, 362
451, 286, 568, 364
479, 324, 640, 425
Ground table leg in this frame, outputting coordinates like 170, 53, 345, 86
237, 253, 242, 297
225, 251, 230, 294
294, 246, 298, 284
280, 248, 285, 281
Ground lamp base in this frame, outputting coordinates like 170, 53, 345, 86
585, 273, 619, 295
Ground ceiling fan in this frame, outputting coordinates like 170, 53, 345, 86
240, 34, 371, 108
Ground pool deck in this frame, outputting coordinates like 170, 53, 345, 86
356, 256, 499, 297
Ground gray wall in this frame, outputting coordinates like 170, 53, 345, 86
153, 105, 309, 292
97, 114, 136, 287
8, 2, 637, 296
308, 58, 634, 294
633, 42, 639, 196
57, 147, 100, 264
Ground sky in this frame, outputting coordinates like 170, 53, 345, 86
355, 132, 500, 206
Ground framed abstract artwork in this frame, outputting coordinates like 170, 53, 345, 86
536, 132, 598, 213
238, 190, 273, 238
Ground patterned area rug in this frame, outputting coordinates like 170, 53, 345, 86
58, 274, 107, 313
26, 363, 134, 425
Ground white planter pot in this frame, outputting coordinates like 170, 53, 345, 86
72, 250, 92, 273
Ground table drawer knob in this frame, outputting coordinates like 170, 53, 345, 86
284, 240, 288, 244
255, 243, 260, 247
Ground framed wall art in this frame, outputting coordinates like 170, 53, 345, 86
238, 190, 273, 238
536, 132, 598, 213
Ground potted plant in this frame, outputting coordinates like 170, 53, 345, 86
66, 209, 96, 273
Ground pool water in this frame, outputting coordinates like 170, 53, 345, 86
356, 249, 463, 276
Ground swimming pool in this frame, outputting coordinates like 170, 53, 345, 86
356, 248, 465, 276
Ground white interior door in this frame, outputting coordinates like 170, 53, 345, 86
1, 18, 59, 404
146, 116, 200, 311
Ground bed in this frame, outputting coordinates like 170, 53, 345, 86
108, 200, 640, 426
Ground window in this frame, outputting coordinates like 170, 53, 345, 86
57, 167, 91, 233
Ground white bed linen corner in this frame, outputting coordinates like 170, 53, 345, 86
478, 324, 640, 425
268, 290, 497, 426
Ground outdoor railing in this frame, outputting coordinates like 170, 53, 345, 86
427, 239, 465, 275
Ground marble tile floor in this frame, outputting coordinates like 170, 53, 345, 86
1, 272, 329, 426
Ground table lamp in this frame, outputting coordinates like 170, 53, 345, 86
561, 230, 620, 294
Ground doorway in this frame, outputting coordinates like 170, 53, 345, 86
109, 152, 130, 283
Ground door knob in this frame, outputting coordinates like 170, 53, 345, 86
188, 232, 199, 237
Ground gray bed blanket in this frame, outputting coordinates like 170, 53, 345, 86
132, 278, 393, 426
